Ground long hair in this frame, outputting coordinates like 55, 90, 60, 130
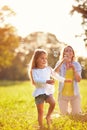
28, 48, 47, 84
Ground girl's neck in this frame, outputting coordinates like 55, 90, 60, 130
36, 65, 46, 69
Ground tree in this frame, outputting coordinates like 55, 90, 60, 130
78, 57, 87, 79
70, 0, 87, 47
0, 6, 20, 68
0, 25, 20, 68
17, 32, 66, 67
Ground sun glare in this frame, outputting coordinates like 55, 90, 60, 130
0, 0, 87, 57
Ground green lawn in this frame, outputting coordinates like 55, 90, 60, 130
0, 80, 87, 130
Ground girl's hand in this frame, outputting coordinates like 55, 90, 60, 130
46, 79, 55, 85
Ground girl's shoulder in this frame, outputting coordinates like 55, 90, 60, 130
44, 66, 52, 71
45, 66, 54, 73
32, 66, 51, 71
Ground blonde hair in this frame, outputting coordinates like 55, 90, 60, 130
28, 48, 47, 84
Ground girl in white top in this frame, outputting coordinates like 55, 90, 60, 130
28, 48, 71, 129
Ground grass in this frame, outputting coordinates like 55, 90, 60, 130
0, 80, 87, 130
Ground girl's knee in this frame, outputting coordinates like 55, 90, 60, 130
52, 103, 55, 109
51, 100, 56, 108
48, 98, 55, 107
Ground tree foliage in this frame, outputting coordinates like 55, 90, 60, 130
0, 5, 15, 24
0, 6, 20, 68
17, 32, 66, 67
70, 0, 87, 46
0, 31, 66, 80
0, 25, 20, 68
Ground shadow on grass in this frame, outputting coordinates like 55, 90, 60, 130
69, 113, 87, 122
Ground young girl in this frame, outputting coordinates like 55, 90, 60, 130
28, 48, 71, 129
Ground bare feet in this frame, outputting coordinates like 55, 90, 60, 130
46, 116, 52, 127
37, 125, 45, 130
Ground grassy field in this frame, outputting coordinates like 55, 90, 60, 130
0, 80, 87, 130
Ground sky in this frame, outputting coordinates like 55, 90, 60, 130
0, 0, 87, 57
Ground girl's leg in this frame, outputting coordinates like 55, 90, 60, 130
36, 103, 44, 128
46, 95, 55, 126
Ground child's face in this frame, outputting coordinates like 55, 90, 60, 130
36, 53, 47, 68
